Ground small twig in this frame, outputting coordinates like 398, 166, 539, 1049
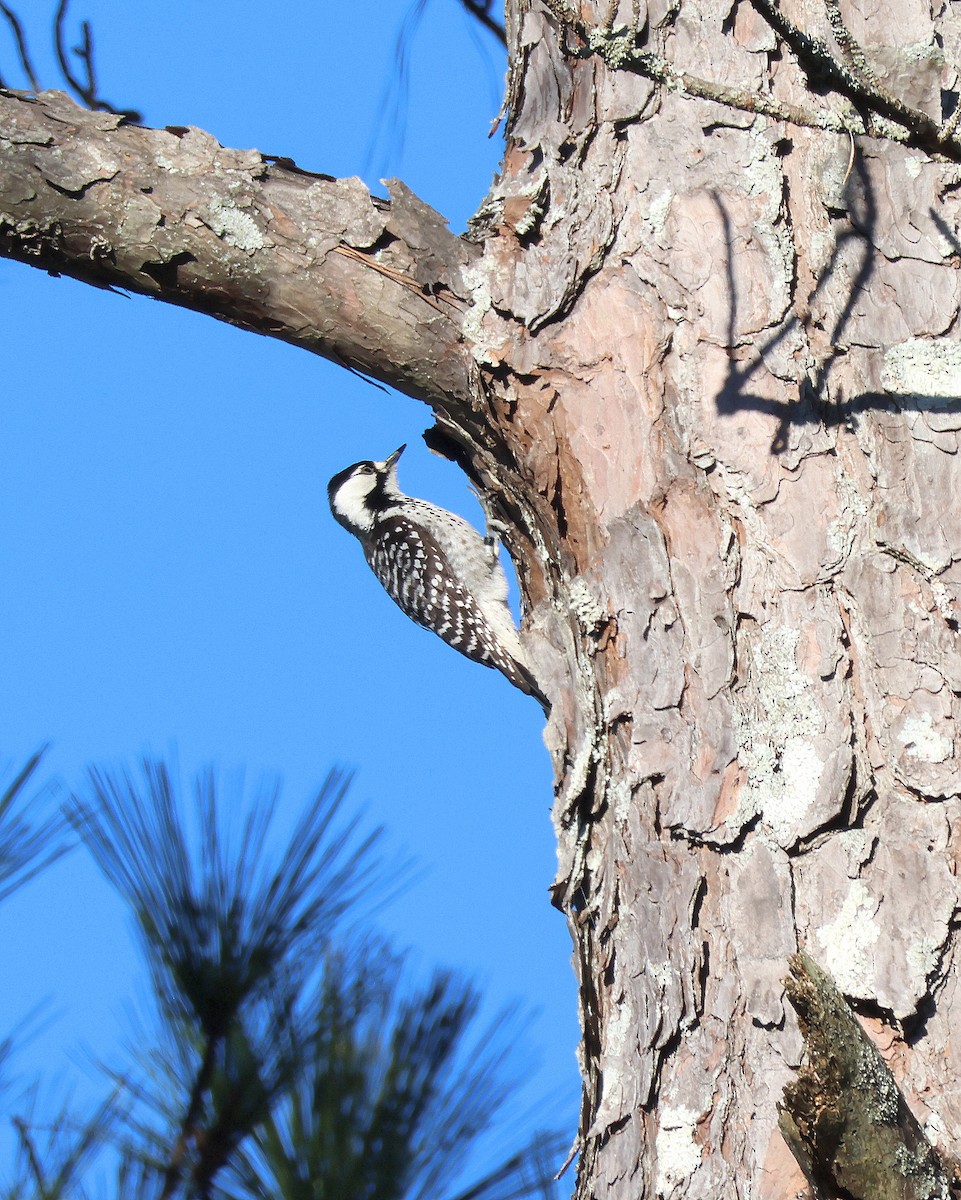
538, 2, 907, 143
0, 3, 40, 91
77, 19, 98, 103
823, 0, 878, 86
159, 1036, 220, 1200
53, 0, 140, 119
54, 0, 91, 105
822, 0, 932, 148
748, 0, 948, 149
541, 0, 579, 24
458, 0, 506, 46
603, 0, 621, 32
12, 1118, 47, 1193
538, 0, 961, 162
842, 127, 856, 185
628, 46, 858, 137
331, 243, 462, 314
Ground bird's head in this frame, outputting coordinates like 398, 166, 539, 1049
327, 444, 406, 536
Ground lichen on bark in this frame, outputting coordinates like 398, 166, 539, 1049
781, 952, 959, 1200
6, 1, 961, 1196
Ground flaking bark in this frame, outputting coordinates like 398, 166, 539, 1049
0, 89, 475, 411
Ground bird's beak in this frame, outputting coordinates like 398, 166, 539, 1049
384, 444, 406, 469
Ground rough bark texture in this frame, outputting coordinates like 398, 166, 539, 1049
478, 2, 961, 1195
5, 0, 961, 1195
0, 89, 476, 410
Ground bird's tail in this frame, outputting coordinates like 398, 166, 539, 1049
504, 657, 551, 715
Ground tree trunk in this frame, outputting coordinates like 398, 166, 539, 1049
4, 0, 961, 1194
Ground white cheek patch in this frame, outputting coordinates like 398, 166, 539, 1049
333, 474, 377, 529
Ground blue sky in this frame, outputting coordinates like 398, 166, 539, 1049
0, 0, 579, 1184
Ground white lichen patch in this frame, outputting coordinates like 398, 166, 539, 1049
743, 134, 795, 311
644, 188, 673, 239
655, 1105, 703, 1195
647, 960, 675, 991
816, 880, 881, 994
593, 25, 636, 68
732, 626, 826, 843
205, 197, 265, 252
462, 262, 496, 363
881, 338, 961, 401
899, 711, 953, 763
906, 934, 941, 982
834, 828, 874, 870
931, 579, 955, 623
610, 777, 634, 821
746, 126, 789, 216
901, 36, 943, 67
569, 577, 607, 633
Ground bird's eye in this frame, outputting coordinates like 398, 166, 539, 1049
357, 464, 374, 475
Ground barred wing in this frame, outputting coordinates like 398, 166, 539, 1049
365, 516, 546, 707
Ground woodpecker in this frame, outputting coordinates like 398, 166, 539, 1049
328, 445, 548, 710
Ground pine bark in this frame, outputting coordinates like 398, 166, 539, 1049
4, 1, 961, 1195
0, 90, 476, 409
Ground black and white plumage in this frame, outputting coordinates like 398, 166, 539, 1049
328, 445, 547, 710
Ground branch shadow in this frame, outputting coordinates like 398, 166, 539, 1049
710, 150, 961, 452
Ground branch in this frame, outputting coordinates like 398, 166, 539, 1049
0, 3, 39, 92
54, 0, 141, 120
822, 0, 880, 88
0, 90, 477, 412
780, 952, 960, 1200
746, 0, 950, 152
160, 1036, 221, 1200
537, 0, 961, 162
584, 26, 876, 140
458, 0, 506, 46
